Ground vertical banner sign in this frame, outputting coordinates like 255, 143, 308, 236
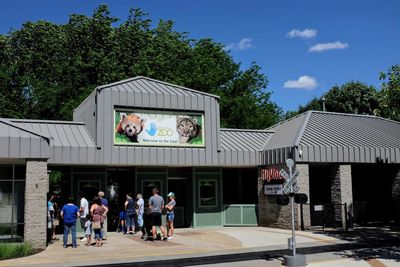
114, 109, 205, 147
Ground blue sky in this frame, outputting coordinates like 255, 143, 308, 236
1, 0, 399, 112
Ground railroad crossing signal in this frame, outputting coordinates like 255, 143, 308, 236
281, 168, 301, 194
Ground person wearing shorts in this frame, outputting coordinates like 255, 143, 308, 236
165, 192, 176, 240
148, 188, 167, 241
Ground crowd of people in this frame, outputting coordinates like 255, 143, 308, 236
47, 188, 176, 248
118, 188, 176, 241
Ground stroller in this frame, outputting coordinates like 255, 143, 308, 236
142, 207, 162, 241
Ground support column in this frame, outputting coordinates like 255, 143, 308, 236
392, 167, 400, 224
24, 160, 48, 249
331, 164, 353, 229
296, 164, 311, 229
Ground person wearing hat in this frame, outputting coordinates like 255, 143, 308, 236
165, 192, 176, 240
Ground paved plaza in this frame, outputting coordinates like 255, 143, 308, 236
0, 227, 399, 267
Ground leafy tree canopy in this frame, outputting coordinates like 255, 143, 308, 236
0, 5, 281, 129
286, 81, 381, 119
378, 64, 400, 121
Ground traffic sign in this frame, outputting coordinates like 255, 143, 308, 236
264, 184, 284, 196
286, 158, 294, 168
279, 169, 289, 180
283, 180, 293, 194
293, 184, 300, 193
292, 169, 300, 179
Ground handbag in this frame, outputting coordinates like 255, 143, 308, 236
92, 221, 101, 230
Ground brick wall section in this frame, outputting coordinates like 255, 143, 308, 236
331, 165, 353, 227
258, 164, 310, 230
258, 165, 292, 229
330, 165, 343, 223
392, 167, 400, 223
296, 164, 311, 229
24, 160, 48, 249
339, 165, 353, 207
341, 165, 353, 228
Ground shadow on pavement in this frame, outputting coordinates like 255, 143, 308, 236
81, 227, 400, 267
309, 226, 400, 263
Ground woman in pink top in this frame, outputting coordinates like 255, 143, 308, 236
90, 197, 108, 247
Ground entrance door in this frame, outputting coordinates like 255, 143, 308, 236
141, 180, 164, 203
78, 180, 101, 204
168, 178, 188, 227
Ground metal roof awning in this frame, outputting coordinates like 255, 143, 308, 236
9, 119, 97, 164
263, 111, 400, 164
0, 119, 50, 159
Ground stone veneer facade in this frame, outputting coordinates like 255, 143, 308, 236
296, 164, 311, 229
330, 164, 353, 228
392, 167, 400, 223
24, 160, 48, 249
258, 164, 311, 230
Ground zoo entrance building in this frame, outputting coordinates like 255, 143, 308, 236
1, 77, 400, 249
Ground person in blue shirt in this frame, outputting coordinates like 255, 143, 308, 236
61, 197, 80, 248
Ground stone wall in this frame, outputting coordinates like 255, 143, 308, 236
296, 164, 311, 229
330, 164, 353, 228
24, 160, 48, 249
258, 164, 310, 230
392, 167, 400, 224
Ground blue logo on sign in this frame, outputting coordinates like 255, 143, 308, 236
146, 122, 157, 136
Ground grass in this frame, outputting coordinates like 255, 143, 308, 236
0, 242, 33, 260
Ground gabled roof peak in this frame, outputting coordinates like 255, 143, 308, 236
96, 76, 220, 99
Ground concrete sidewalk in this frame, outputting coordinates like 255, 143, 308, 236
0, 227, 349, 267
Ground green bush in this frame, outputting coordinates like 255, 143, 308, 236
0, 242, 33, 260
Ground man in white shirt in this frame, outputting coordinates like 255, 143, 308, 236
79, 192, 89, 242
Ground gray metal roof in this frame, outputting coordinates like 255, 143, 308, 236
265, 112, 309, 149
219, 128, 273, 166
9, 119, 96, 164
264, 111, 400, 164
74, 76, 222, 167
0, 119, 50, 159
96, 76, 220, 100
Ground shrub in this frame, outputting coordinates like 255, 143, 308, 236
0, 242, 33, 260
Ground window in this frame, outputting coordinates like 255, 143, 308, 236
198, 179, 217, 207
0, 164, 25, 241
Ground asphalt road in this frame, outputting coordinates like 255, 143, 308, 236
187, 246, 400, 267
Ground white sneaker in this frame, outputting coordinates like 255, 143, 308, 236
167, 236, 173, 240
80, 237, 87, 242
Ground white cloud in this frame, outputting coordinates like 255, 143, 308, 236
224, 38, 254, 51
284, 75, 318, 90
309, 41, 349, 52
286, 29, 317, 39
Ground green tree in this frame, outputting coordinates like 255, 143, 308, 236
298, 97, 323, 113
0, 5, 281, 128
0, 5, 281, 129
290, 81, 379, 117
323, 81, 379, 115
379, 64, 400, 121
214, 63, 281, 129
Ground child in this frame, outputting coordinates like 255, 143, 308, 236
84, 214, 92, 246
119, 208, 127, 234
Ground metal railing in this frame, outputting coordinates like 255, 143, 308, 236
305, 202, 350, 231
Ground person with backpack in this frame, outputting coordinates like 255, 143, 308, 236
124, 193, 136, 235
